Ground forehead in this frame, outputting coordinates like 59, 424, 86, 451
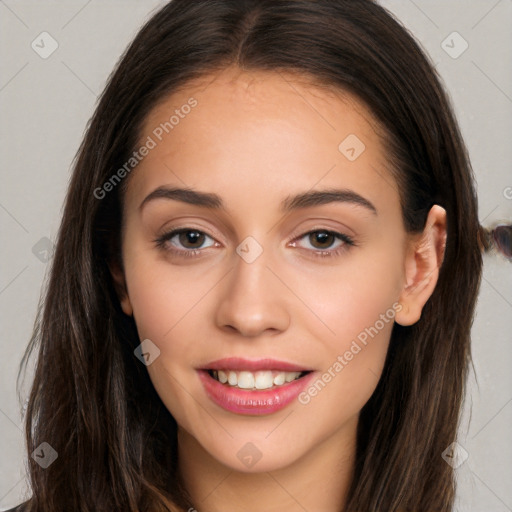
126, 66, 398, 219
142, 66, 385, 143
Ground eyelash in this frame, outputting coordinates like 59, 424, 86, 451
153, 227, 355, 259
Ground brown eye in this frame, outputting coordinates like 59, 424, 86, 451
292, 229, 354, 258
309, 231, 336, 249
178, 230, 206, 249
154, 228, 216, 255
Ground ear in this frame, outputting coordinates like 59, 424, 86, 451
109, 261, 133, 316
395, 205, 447, 326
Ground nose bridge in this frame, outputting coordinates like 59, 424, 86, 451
214, 236, 290, 336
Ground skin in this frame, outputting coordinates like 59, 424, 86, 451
111, 66, 447, 512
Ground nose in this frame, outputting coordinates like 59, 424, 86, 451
214, 245, 291, 338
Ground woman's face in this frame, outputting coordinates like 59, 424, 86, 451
115, 67, 411, 473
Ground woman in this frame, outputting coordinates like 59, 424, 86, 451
11, 0, 511, 511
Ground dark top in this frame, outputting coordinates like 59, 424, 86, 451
4, 503, 28, 511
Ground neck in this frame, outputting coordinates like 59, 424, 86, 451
177, 417, 358, 512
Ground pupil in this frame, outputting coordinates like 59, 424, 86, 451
311, 231, 333, 249
180, 230, 203, 248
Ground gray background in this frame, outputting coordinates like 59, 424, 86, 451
1, 1, 511, 510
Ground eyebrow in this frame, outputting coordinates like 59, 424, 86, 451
139, 186, 377, 215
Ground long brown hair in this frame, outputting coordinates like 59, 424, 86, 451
16, 1, 510, 510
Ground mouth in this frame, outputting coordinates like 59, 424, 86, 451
206, 369, 311, 390
197, 358, 315, 415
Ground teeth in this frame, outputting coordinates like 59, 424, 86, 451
210, 370, 304, 389
228, 371, 237, 386
255, 371, 274, 390
237, 371, 254, 389
273, 373, 286, 386
285, 372, 296, 383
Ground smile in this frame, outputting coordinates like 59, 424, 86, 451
208, 369, 308, 390
197, 358, 315, 415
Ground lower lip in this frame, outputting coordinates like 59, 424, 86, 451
197, 370, 316, 416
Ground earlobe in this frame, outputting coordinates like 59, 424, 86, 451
395, 205, 447, 326
109, 261, 133, 316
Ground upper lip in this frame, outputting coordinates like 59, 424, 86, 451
198, 357, 313, 372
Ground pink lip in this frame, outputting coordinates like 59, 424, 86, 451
198, 357, 313, 372
197, 367, 316, 416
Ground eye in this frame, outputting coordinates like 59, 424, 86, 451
154, 228, 217, 257
290, 229, 355, 258
154, 227, 355, 260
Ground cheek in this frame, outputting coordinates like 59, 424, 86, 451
123, 259, 207, 428
305, 242, 402, 343
297, 293, 395, 425
124, 254, 210, 341
295, 246, 401, 409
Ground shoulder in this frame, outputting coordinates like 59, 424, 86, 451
3, 502, 29, 512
